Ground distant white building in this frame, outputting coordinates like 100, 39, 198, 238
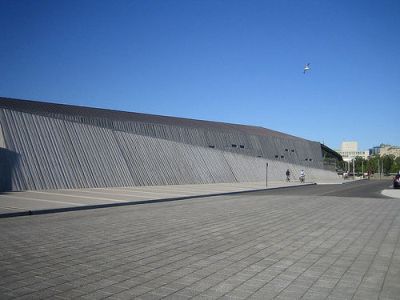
337, 141, 369, 162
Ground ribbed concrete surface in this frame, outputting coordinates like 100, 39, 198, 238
0, 100, 338, 192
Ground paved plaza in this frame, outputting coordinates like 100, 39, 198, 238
1, 188, 400, 299
0, 181, 318, 217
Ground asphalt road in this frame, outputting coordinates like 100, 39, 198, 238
245, 179, 394, 198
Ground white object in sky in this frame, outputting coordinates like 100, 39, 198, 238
303, 63, 311, 74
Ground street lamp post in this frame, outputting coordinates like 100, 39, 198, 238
378, 159, 381, 180
362, 160, 364, 178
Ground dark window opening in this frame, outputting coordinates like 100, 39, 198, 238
275, 155, 279, 158
231, 144, 237, 148
281, 155, 284, 159
291, 149, 295, 152
208, 145, 215, 148
239, 145, 245, 149
257, 155, 262, 158
309, 158, 313, 161
305, 158, 308, 161
285, 149, 288, 152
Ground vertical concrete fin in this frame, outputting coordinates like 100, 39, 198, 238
0, 121, 5, 148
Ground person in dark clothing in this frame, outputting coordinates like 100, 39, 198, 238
286, 169, 290, 182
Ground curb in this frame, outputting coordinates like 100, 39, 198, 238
0, 183, 316, 219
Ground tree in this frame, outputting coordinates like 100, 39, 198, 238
366, 156, 379, 174
336, 160, 346, 172
341, 155, 400, 176
354, 156, 367, 174
382, 154, 395, 174
391, 156, 400, 173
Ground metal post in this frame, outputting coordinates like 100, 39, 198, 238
362, 160, 364, 177
266, 162, 268, 188
378, 159, 381, 180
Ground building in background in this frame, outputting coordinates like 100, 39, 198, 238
337, 141, 369, 162
370, 144, 400, 158
0, 97, 340, 192
370, 145, 381, 156
341, 141, 358, 152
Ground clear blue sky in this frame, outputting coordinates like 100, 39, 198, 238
1, 0, 399, 151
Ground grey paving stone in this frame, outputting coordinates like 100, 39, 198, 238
275, 288, 304, 299
135, 293, 164, 300
98, 284, 129, 295
224, 288, 254, 299
2, 286, 35, 298
80, 290, 113, 300
13, 288, 62, 299
163, 293, 191, 300
176, 287, 201, 297
0, 293, 16, 300
1, 194, 400, 300
106, 286, 154, 299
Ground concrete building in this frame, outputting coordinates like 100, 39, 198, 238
0, 97, 340, 192
337, 141, 369, 162
341, 141, 358, 152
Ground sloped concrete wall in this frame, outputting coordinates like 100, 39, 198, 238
0, 148, 19, 191
0, 108, 337, 191
2, 104, 325, 168
95, 118, 325, 169
0, 122, 5, 148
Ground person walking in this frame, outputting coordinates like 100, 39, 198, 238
300, 170, 305, 183
286, 169, 291, 182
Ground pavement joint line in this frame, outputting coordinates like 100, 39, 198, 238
51, 188, 186, 198
41, 191, 160, 199
123, 187, 240, 195
0, 206, 25, 211
46, 188, 197, 198
80, 185, 231, 193
121, 182, 267, 191
0, 183, 315, 218
106, 186, 210, 192
29, 190, 129, 203
77, 187, 198, 196
1, 194, 87, 206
